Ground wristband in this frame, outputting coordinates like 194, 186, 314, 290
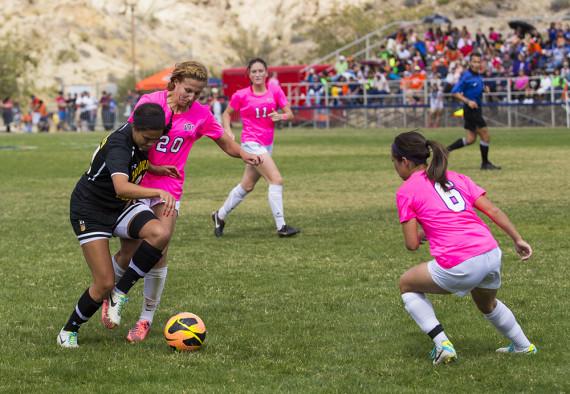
281, 113, 289, 121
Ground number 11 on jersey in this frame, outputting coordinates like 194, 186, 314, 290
255, 107, 267, 118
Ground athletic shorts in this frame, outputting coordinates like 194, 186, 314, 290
241, 142, 273, 156
138, 197, 181, 214
70, 200, 156, 246
463, 107, 487, 132
428, 247, 502, 297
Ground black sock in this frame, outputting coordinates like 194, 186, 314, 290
447, 138, 465, 151
63, 288, 102, 332
427, 324, 444, 340
115, 241, 162, 294
480, 142, 489, 164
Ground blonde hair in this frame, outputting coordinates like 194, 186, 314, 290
167, 61, 208, 90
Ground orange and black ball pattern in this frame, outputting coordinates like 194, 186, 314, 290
163, 312, 207, 351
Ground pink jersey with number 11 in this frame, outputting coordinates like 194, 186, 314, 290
230, 84, 288, 146
128, 90, 224, 200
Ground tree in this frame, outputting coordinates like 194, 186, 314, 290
225, 26, 276, 66
0, 35, 38, 101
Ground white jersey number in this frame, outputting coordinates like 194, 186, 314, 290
255, 107, 268, 118
434, 181, 466, 212
155, 136, 184, 153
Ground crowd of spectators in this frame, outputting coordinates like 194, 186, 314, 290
301, 21, 570, 108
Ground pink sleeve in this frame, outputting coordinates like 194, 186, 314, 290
198, 111, 224, 140
459, 174, 486, 204
273, 85, 288, 108
127, 94, 153, 123
229, 91, 243, 111
396, 192, 416, 223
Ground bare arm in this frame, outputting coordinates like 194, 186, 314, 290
453, 92, 478, 109
401, 219, 423, 251
148, 164, 180, 178
474, 195, 533, 260
214, 133, 263, 166
111, 174, 176, 217
269, 104, 294, 123
221, 105, 235, 140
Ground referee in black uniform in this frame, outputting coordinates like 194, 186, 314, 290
58, 103, 180, 348
447, 52, 501, 170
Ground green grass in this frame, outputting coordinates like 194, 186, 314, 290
0, 128, 568, 393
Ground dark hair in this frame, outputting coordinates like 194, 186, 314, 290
246, 58, 268, 84
392, 130, 450, 190
470, 52, 482, 59
132, 103, 166, 133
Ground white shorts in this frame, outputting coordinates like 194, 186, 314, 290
139, 197, 181, 214
241, 142, 273, 156
112, 203, 155, 241
428, 247, 502, 297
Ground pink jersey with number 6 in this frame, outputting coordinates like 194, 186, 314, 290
396, 170, 498, 269
128, 90, 224, 200
230, 84, 288, 146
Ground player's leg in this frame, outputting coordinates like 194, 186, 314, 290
399, 262, 457, 365
106, 207, 169, 327
58, 239, 113, 348
477, 126, 501, 170
254, 154, 300, 236
471, 288, 536, 354
213, 164, 261, 236
127, 203, 177, 342
447, 127, 476, 151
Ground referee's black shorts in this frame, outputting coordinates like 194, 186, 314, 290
463, 106, 487, 132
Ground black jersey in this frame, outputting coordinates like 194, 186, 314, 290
72, 123, 150, 211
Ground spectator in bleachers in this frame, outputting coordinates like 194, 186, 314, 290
334, 55, 348, 81
2, 97, 14, 133
304, 68, 322, 106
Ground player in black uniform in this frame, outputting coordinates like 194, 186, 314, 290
58, 103, 179, 348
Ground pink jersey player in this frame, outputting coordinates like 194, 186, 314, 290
213, 57, 300, 238
392, 130, 535, 365
107, 61, 261, 343
129, 90, 223, 200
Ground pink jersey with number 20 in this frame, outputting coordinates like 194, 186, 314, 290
128, 90, 224, 200
396, 170, 498, 269
230, 84, 288, 146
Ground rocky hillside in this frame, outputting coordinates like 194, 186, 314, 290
0, 0, 567, 91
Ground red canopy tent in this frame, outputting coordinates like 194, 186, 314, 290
135, 67, 174, 91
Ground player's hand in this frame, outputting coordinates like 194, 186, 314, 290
514, 239, 532, 261
155, 165, 180, 178
158, 190, 176, 217
467, 100, 478, 109
241, 151, 263, 166
269, 111, 282, 122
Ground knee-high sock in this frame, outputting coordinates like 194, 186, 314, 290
484, 299, 531, 350
63, 288, 102, 332
140, 266, 168, 323
402, 292, 449, 347
480, 141, 490, 164
268, 184, 285, 229
447, 137, 466, 151
218, 184, 248, 220
115, 241, 163, 295
112, 255, 125, 283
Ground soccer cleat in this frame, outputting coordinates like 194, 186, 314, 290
212, 211, 225, 238
277, 224, 301, 237
126, 320, 151, 343
101, 298, 116, 329
430, 340, 458, 365
481, 161, 502, 170
106, 289, 128, 327
57, 329, 79, 348
496, 343, 537, 355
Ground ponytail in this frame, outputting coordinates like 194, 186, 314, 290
426, 140, 450, 190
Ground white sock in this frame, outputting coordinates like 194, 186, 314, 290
402, 292, 448, 347
218, 184, 248, 220
112, 255, 125, 283
268, 184, 285, 229
140, 266, 168, 324
484, 299, 531, 350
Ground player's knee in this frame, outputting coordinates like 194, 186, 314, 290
242, 182, 255, 193
475, 298, 496, 314
143, 223, 169, 249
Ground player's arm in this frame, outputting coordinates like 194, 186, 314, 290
474, 195, 533, 260
148, 163, 180, 178
214, 133, 262, 166
221, 105, 235, 140
111, 174, 176, 217
269, 104, 294, 122
401, 219, 423, 251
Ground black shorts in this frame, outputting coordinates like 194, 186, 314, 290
463, 107, 487, 132
70, 194, 156, 245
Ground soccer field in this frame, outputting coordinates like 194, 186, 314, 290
0, 127, 568, 393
